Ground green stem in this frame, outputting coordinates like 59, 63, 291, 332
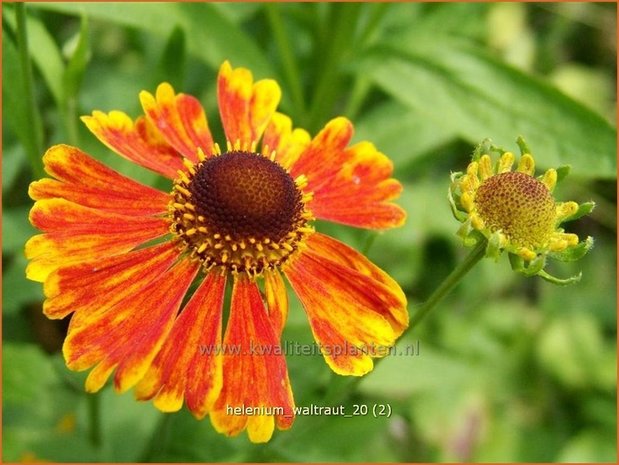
343, 76, 371, 121
343, 4, 389, 119
408, 237, 487, 331
15, 2, 45, 179
87, 393, 102, 447
307, 3, 362, 131
265, 3, 306, 118
62, 96, 80, 146
361, 231, 378, 256
357, 2, 390, 46
138, 413, 172, 462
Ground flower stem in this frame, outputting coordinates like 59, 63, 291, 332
87, 393, 102, 447
408, 237, 487, 331
138, 413, 173, 462
307, 2, 362, 131
15, 2, 45, 179
265, 3, 306, 118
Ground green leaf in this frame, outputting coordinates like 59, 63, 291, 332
2, 35, 36, 164
2, 144, 27, 194
267, 403, 397, 462
2, 206, 36, 254
537, 269, 582, 286
141, 409, 248, 462
3, 5, 65, 105
211, 2, 261, 23
2, 344, 58, 407
2, 255, 43, 316
359, 342, 476, 398
536, 312, 608, 389
29, 2, 272, 76
156, 25, 186, 89
555, 164, 571, 182
364, 36, 617, 179
62, 15, 90, 100
556, 430, 618, 463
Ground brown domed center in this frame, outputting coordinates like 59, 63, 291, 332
189, 151, 302, 241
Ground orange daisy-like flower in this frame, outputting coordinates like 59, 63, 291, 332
26, 61, 408, 443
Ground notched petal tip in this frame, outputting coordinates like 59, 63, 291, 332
155, 82, 176, 101
217, 61, 281, 148
219, 59, 233, 76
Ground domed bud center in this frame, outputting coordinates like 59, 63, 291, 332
189, 151, 302, 241
474, 171, 556, 249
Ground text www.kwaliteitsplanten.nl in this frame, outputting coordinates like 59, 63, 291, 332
198, 340, 420, 357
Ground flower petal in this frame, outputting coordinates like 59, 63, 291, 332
217, 61, 281, 148
291, 117, 406, 230
262, 112, 310, 170
140, 83, 214, 161
135, 271, 226, 419
26, 199, 169, 282
43, 242, 179, 320
264, 268, 288, 337
29, 145, 169, 215
82, 110, 184, 178
305, 233, 408, 333
290, 116, 352, 182
210, 276, 294, 443
284, 237, 408, 376
63, 258, 199, 393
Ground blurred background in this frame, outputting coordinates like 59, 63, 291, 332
2, 2, 616, 462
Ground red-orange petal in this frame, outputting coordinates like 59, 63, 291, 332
135, 271, 226, 418
29, 145, 169, 215
261, 112, 311, 170
43, 241, 179, 320
217, 61, 281, 149
140, 83, 214, 161
284, 235, 408, 376
210, 276, 295, 443
26, 199, 169, 282
264, 268, 288, 337
63, 258, 199, 393
305, 233, 408, 333
82, 110, 184, 179
290, 117, 406, 230
29, 198, 167, 235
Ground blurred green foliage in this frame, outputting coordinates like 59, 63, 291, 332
2, 2, 616, 462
